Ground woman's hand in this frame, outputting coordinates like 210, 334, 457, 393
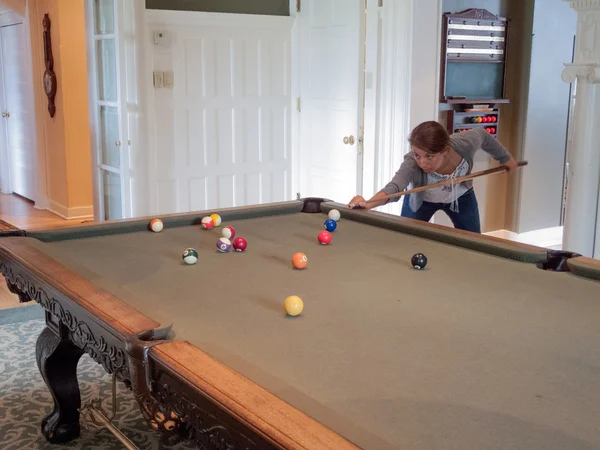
346, 195, 368, 209
505, 157, 518, 173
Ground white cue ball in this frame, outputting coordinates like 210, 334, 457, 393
328, 209, 341, 221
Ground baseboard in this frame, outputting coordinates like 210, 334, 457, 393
48, 201, 94, 220
485, 226, 563, 249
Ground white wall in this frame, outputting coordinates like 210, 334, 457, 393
146, 10, 294, 215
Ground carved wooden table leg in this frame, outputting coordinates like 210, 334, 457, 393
36, 326, 85, 443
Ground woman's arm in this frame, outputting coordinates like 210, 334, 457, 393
458, 128, 518, 172
347, 154, 416, 209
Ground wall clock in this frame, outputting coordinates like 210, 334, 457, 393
43, 14, 57, 117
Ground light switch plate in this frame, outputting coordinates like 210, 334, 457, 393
153, 31, 171, 47
164, 71, 174, 88
153, 71, 164, 88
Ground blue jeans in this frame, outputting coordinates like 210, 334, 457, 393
401, 188, 482, 233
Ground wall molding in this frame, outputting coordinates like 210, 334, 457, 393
565, 0, 600, 9
49, 201, 94, 220
374, 0, 414, 215
146, 9, 294, 29
562, 62, 600, 83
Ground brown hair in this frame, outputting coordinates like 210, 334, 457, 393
408, 121, 450, 154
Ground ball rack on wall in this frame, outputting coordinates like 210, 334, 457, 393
440, 8, 510, 138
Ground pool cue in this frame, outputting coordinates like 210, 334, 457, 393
348, 160, 528, 209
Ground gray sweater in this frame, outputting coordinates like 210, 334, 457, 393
381, 128, 512, 212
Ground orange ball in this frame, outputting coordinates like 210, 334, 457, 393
292, 252, 308, 269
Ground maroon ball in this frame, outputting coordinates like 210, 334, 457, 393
232, 237, 247, 252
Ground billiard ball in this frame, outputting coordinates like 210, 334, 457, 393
324, 219, 337, 232
411, 253, 427, 270
222, 226, 235, 239
182, 248, 198, 265
232, 237, 247, 252
292, 252, 308, 269
284, 295, 304, 316
149, 218, 163, 232
216, 237, 231, 253
210, 214, 222, 227
201, 216, 214, 229
318, 230, 332, 245
328, 209, 341, 221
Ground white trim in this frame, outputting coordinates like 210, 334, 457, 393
48, 201, 94, 220
372, 0, 414, 216
433, 0, 443, 122
360, 0, 380, 200
93, 33, 116, 40
0, 23, 12, 195
355, 0, 367, 196
145, 9, 295, 29
85, 0, 102, 220
27, 0, 50, 211
23, 2, 47, 210
290, 17, 300, 199
485, 226, 564, 249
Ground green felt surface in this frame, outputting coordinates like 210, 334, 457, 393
25, 211, 600, 449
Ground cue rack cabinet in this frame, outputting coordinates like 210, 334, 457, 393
440, 8, 510, 139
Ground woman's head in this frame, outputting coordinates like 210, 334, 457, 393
408, 121, 451, 173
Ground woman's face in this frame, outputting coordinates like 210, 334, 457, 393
412, 146, 446, 173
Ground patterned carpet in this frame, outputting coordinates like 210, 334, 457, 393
0, 316, 196, 450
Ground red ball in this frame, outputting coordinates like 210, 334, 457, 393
318, 231, 332, 245
232, 237, 247, 252
222, 226, 236, 239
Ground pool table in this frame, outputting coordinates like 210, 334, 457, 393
1, 198, 599, 449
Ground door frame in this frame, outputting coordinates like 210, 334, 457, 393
0, 20, 12, 194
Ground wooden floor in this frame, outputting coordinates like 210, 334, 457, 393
0, 193, 82, 310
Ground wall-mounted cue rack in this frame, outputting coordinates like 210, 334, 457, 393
440, 8, 510, 139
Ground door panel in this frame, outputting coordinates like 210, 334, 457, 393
1, 23, 36, 200
300, 0, 363, 203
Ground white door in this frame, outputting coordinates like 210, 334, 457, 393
298, 0, 364, 203
0, 23, 36, 200
89, 0, 131, 220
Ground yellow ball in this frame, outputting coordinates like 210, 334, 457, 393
284, 296, 304, 316
210, 214, 222, 226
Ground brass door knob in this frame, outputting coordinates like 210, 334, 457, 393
343, 135, 355, 145
115, 140, 121, 147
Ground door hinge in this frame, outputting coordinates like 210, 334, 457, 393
297, 97, 301, 112
296, 0, 301, 13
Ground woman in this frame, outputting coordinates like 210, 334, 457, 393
347, 121, 518, 233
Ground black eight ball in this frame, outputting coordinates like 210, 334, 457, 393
411, 253, 427, 270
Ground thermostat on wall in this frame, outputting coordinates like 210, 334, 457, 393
153, 31, 171, 47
